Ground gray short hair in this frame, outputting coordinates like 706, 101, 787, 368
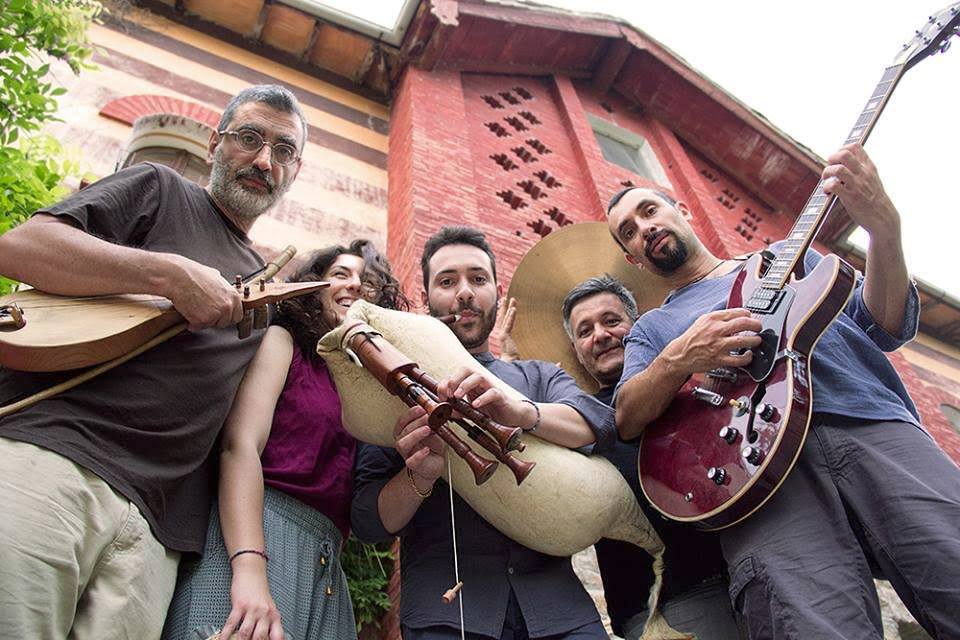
561, 274, 639, 339
218, 85, 308, 147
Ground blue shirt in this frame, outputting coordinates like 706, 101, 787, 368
351, 352, 614, 638
615, 244, 921, 427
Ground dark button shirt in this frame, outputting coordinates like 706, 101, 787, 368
352, 353, 613, 638
591, 387, 725, 636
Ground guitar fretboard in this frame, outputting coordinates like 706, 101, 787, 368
757, 65, 904, 293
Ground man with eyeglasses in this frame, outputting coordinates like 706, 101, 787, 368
0, 85, 306, 639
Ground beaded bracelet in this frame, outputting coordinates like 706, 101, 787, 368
520, 398, 541, 433
406, 466, 434, 498
229, 548, 269, 564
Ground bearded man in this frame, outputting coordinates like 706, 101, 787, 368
352, 226, 614, 640
607, 146, 960, 639
0, 85, 306, 639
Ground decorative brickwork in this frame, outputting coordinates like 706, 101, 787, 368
682, 143, 790, 257
99, 94, 221, 129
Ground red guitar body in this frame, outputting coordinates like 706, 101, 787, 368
638, 252, 856, 530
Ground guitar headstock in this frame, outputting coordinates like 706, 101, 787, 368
238, 280, 329, 309
895, 2, 960, 70
235, 280, 329, 338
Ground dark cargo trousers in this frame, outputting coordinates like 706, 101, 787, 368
719, 417, 960, 639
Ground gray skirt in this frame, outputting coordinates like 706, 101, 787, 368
162, 487, 357, 640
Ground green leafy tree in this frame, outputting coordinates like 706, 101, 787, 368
0, 0, 100, 295
341, 536, 395, 633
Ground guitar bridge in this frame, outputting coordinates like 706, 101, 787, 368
692, 386, 725, 406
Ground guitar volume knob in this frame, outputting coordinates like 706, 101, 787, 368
757, 403, 780, 422
719, 426, 739, 444
707, 467, 727, 485
742, 445, 764, 466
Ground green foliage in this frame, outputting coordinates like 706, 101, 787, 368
0, 0, 100, 295
341, 536, 394, 632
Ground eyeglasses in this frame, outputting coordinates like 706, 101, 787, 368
218, 129, 300, 166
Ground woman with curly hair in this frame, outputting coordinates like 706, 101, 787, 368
163, 239, 409, 640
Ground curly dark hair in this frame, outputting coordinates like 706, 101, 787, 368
276, 239, 410, 361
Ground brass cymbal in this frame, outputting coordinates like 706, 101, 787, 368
505, 222, 671, 394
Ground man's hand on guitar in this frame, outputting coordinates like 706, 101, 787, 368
163, 255, 245, 331
822, 143, 901, 243
664, 308, 762, 374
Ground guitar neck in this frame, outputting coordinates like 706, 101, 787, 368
760, 64, 905, 290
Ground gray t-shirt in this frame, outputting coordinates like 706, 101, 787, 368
0, 162, 266, 553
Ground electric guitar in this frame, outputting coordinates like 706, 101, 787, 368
638, 3, 960, 530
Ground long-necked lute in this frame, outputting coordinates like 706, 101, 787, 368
639, 4, 960, 530
0, 247, 322, 372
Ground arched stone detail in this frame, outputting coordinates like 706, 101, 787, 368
99, 95, 221, 129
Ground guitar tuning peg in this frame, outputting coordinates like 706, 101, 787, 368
234, 275, 243, 291
259, 278, 266, 292
243, 285, 250, 299
237, 310, 254, 339
253, 306, 268, 330
941, 39, 952, 53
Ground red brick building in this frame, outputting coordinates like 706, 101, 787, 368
46, 0, 960, 635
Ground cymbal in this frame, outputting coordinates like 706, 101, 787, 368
505, 222, 671, 394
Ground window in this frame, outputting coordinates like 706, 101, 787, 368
123, 147, 211, 186
283, 0, 417, 46
588, 114, 670, 187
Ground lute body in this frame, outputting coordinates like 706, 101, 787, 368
0, 281, 326, 372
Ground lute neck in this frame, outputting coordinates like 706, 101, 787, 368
760, 64, 905, 291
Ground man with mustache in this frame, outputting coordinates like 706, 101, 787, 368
0, 85, 306, 639
606, 145, 960, 639
352, 226, 614, 640
561, 275, 741, 639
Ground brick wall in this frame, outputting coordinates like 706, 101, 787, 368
387, 65, 960, 465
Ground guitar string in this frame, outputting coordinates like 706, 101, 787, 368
0, 263, 278, 310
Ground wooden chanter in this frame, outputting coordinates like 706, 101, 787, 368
341, 321, 535, 486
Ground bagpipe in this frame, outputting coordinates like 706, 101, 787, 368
317, 300, 688, 639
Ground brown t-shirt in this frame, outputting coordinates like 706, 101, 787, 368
0, 162, 266, 553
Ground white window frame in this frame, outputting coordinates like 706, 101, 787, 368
588, 113, 671, 188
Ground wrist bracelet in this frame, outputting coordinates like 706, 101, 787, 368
520, 398, 541, 433
406, 467, 434, 498
229, 548, 269, 564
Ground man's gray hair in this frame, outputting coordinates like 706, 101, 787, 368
561, 274, 639, 338
218, 85, 308, 147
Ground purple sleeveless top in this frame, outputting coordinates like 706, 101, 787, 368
261, 347, 356, 539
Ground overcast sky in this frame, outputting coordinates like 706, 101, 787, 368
537, 0, 960, 299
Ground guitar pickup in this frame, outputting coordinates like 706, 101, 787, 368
745, 289, 782, 314
706, 368, 737, 382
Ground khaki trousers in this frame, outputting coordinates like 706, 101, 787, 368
0, 437, 180, 640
